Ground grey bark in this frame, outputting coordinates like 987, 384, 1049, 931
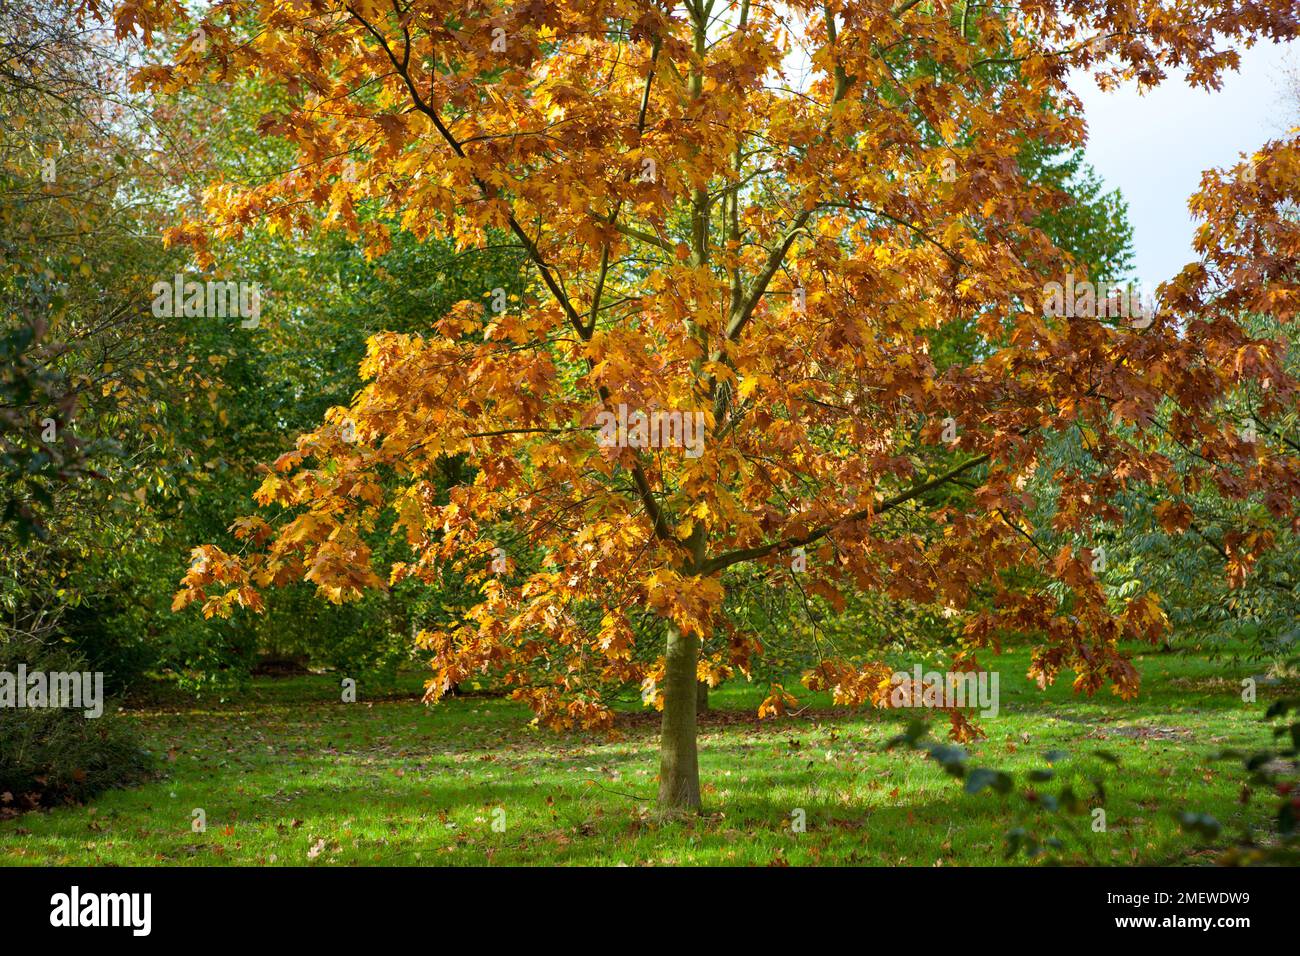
657, 621, 702, 811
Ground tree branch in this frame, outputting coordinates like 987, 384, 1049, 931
700, 453, 991, 574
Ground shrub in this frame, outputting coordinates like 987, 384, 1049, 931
0, 636, 152, 811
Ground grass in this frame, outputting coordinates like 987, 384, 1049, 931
0, 643, 1292, 866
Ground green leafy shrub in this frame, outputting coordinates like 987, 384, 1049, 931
0, 636, 152, 810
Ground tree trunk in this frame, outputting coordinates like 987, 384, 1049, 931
658, 621, 702, 812
696, 680, 709, 714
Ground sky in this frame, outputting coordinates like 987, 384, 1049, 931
1071, 40, 1298, 288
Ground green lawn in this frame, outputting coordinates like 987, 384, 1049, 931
0, 645, 1291, 866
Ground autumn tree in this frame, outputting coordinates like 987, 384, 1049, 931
138, 0, 1300, 811
1, 0, 207, 624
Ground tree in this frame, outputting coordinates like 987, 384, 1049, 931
140, 0, 1300, 812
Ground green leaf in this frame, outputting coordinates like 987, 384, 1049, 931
965, 767, 1013, 795
1177, 812, 1222, 839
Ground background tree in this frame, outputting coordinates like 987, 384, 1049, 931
4, 0, 515, 696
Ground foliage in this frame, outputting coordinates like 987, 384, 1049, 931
132, 0, 1300, 812
888, 717, 1118, 863
1209, 687, 1300, 865
1, 1, 518, 695
0, 636, 152, 810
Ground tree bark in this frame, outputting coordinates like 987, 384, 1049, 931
658, 621, 702, 812
696, 679, 709, 714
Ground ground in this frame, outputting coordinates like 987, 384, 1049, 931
0, 643, 1290, 865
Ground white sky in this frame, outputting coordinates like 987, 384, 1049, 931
1071, 40, 1298, 287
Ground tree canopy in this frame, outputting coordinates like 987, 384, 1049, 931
87, 0, 1300, 812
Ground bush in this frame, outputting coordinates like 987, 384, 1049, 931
254, 585, 417, 690
61, 545, 262, 699
0, 636, 152, 811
